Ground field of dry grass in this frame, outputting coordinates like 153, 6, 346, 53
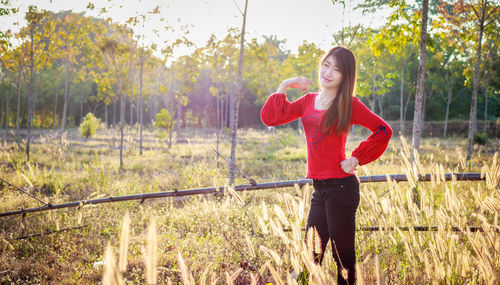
0, 126, 499, 284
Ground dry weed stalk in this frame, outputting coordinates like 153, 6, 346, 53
375, 254, 384, 285
119, 211, 130, 273
102, 242, 125, 285
142, 217, 157, 284
199, 264, 211, 285
177, 251, 195, 284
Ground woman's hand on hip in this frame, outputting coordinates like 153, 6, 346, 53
276, 77, 312, 93
340, 157, 359, 174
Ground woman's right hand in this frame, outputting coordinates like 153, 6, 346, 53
277, 77, 312, 93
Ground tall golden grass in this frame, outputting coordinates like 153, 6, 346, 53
0, 129, 498, 283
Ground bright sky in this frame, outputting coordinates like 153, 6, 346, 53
2, 0, 393, 56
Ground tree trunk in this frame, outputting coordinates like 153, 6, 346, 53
113, 99, 116, 127
61, 62, 70, 131
53, 89, 58, 129
229, 0, 249, 186
27, 26, 35, 161
1, 89, 5, 130
216, 86, 221, 167
80, 99, 83, 124
129, 97, 134, 127
369, 74, 376, 111
119, 82, 125, 168
5, 88, 10, 130
224, 91, 228, 130
444, 85, 452, 138
377, 94, 383, 117
168, 119, 173, 148
181, 105, 186, 128
148, 95, 153, 124
483, 78, 489, 134
219, 92, 223, 131
204, 93, 209, 129
33, 77, 39, 129
1, 90, 4, 131
69, 96, 74, 127
136, 97, 140, 128
229, 86, 235, 136
228, 63, 235, 134
16, 68, 21, 144
120, 39, 135, 169
400, 63, 404, 134
139, 57, 144, 155
175, 101, 182, 139
105, 103, 108, 128
411, 0, 429, 164
466, 18, 484, 166
152, 81, 157, 123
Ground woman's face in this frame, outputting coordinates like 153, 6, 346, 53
320, 55, 343, 90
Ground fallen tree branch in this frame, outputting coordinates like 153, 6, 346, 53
0, 173, 484, 218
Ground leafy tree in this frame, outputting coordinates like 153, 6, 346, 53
357, 28, 397, 115
0, 34, 16, 131
439, 0, 499, 165
371, 2, 420, 132
20, 6, 57, 161
245, 37, 285, 104
53, 11, 97, 130
96, 23, 136, 169
154, 108, 175, 148
170, 53, 199, 131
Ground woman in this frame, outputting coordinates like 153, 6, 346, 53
260, 46, 392, 284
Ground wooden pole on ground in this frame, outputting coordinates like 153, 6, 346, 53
0, 173, 484, 218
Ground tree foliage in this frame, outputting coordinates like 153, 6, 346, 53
0, 1, 498, 139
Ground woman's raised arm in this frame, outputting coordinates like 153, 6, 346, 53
260, 77, 312, 126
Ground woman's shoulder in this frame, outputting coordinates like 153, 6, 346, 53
351, 96, 370, 119
303, 92, 319, 98
304, 92, 319, 102
351, 96, 367, 109
293, 92, 318, 104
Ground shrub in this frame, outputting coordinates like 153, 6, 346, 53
79, 113, 101, 138
154, 108, 175, 139
473, 132, 488, 145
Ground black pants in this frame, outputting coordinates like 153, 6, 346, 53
306, 175, 360, 285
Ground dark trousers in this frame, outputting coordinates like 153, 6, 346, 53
306, 175, 360, 285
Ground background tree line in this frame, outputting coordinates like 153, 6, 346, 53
0, 1, 498, 136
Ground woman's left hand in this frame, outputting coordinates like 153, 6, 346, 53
340, 157, 359, 174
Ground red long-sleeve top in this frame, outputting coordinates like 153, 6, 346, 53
261, 92, 393, 179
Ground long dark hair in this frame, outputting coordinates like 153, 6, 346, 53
319, 46, 356, 135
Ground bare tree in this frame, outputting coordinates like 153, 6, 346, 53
229, 0, 249, 185
138, 50, 144, 155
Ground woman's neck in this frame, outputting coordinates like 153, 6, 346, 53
321, 88, 338, 100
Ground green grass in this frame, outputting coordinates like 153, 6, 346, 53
0, 127, 499, 284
